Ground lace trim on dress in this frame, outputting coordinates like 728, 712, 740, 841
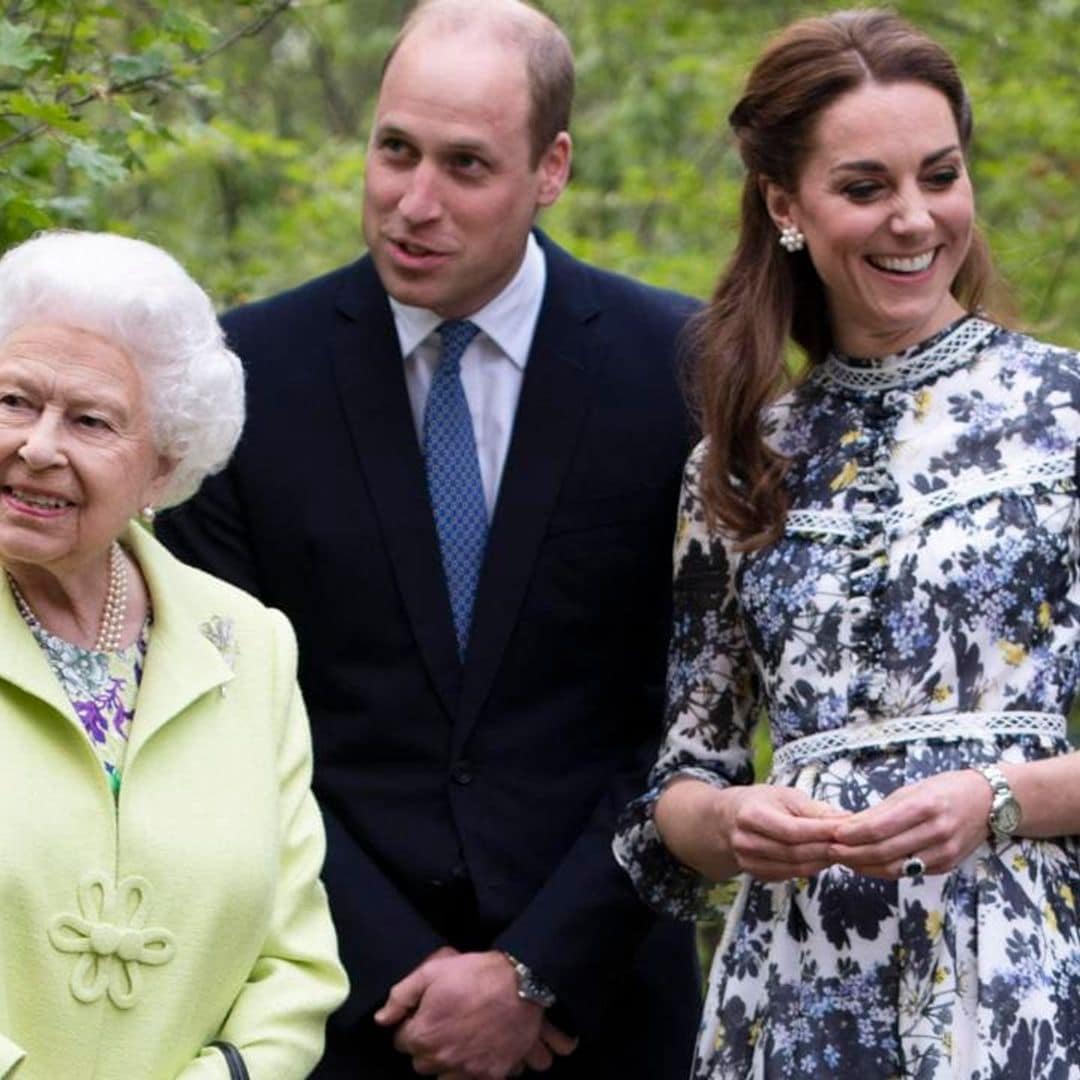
785, 451, 1075, 541
770, 710, 1066, 775
818, 317, 998, 393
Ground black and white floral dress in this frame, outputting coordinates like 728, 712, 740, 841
614, 317, 1080, 1079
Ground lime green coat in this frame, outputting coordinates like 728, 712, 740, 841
0, 525, 347, 1079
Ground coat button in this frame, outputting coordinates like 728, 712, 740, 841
451, 761, 474, 785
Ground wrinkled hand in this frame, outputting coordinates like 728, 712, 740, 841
374, 948, 576, 1078
724, 784, 850, 881
829, 768, 992, 878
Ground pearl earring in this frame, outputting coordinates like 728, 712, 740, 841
141, 505, 156, 523
778, 224, 806, 253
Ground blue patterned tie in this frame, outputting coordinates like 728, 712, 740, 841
423, 320, 487, 657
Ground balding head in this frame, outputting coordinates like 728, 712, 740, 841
383, 0, 574, 166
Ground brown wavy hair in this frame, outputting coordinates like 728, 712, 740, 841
693, 9, 999, 549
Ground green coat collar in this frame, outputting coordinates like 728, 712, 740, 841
0, 523, 236, 760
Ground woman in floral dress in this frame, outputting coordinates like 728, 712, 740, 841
614, 10, 1080, 1078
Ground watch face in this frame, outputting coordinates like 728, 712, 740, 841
995, 797, 1022, 834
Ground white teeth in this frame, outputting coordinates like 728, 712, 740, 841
10, 489, 69, 509
870, 251, 935, 273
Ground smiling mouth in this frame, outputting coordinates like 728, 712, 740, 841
390, 238, 448, 258
866, 250, 937, 274
3, 486, 74, 510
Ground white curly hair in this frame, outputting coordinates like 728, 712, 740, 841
0, 230, 244, 507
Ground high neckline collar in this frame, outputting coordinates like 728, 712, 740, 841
819, 315, 999, 393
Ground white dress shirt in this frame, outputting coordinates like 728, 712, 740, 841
389, 233, 546, 515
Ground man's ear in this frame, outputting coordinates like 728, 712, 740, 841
536, 131, 572, 209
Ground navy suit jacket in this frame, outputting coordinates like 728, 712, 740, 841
159, 232, 700, 1076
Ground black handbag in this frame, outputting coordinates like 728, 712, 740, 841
209, 1041, 249, 1080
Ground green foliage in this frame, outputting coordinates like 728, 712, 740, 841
1, 1, 1076, 345
547, 0, 1080, 345
0, 0, 293, 251
0, 18, 50, 71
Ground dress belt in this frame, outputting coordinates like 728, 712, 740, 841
770, 710, 1067, 775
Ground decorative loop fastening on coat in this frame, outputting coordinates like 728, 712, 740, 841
48, 872, 176, 1009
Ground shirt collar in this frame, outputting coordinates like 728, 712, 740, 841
388, 232, 546, 369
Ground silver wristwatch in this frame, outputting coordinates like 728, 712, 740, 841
503, 952, 556, 1009
976, 763, 1022, 842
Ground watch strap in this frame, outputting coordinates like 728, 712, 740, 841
975, 763, 1019, 839
502, 952, 556, 1009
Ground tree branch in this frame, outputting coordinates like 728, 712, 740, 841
0, 0, 294, 157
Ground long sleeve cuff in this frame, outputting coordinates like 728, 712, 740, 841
613, 768, 736, 922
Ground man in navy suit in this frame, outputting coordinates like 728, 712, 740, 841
158, 1, 700, 1076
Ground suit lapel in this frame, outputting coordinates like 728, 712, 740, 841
331, 260, 462, 717
453, 240, 596, 752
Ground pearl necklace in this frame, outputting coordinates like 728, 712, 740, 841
6, 541, 129, 652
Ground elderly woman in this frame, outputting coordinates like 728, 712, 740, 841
615, 10, 1080, 1079
0, 230, 347, 1079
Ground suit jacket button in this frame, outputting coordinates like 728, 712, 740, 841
451, 762, 474, 785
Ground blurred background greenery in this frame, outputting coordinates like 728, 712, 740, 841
1, 0, 1077, 347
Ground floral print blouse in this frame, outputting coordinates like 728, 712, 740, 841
27, 618, 150, 800
615, 317, 1080, 1078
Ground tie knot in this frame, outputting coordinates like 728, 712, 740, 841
437, 320, 481, 370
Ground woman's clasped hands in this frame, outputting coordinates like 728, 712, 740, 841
826, 768, 995, 880
659, 768, 996, 884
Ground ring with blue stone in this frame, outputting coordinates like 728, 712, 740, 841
901, 855, 926, 879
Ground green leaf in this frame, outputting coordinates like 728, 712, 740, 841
161, 10, 216, 51
0, 193, 52, 230
1, 93, 83, 134
110, 49, 171, 84
65, 140, 128, 185
45, 194, 93, 219
123, 108, 165, 137
0, 20, 49, 72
